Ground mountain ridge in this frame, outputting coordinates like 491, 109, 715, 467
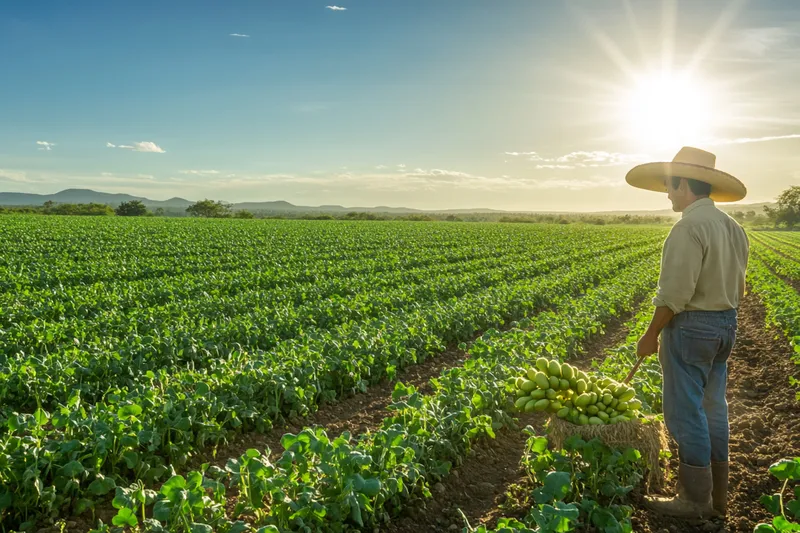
0, 188, 774, 215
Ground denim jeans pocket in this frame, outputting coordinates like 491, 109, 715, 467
678, 325, 722, 366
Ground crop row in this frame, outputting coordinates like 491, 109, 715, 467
745, 257, 800, 376
750, 235, 800, 283
1, 219, 636, 291
0, 238, 661, 528
0, 240, 661, 421
88, 239, 661, 532
1, 235, 656, 414
755, 232, 800, 254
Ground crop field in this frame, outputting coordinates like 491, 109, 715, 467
0, 217, 798, 533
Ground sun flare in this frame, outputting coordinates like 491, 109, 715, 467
623, 71, 715, 151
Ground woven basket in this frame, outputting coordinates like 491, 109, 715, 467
547, 415, 669, 491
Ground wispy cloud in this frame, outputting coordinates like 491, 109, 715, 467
326, 5, 347, 11
504, 150, 648, 170
708, 133, 800, 145
207, 168, 624, 193
107, 141, 166, 153
36, 141, 56, 151
0, 169, 37, 183
229, 33, 250, 38
526, 176, 625, 190
735, 27, 795, 56
180, 170, 220, 176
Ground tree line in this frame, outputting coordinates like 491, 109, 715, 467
1, 186, 798, 227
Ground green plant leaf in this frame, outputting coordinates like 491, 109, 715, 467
117, 404, 143, 419
123, 450, 139, 469
160, 475, 187, 502
112, 508, 138, 527
534, 470, 571, 504
773, 515, 800, 532
762, 494, 783, 516
770, 459, 800, 481
88, 474, 116, 496
531, 436, 549, 454
787, 499, 800, 520
33, 407, 50, 426
228, 522, 249, 533
59, 460, 85, 478
75, 498, 95, 514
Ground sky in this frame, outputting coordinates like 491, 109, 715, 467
1, 0, 799, 211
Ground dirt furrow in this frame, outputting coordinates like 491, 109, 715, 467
632, 293, 800, 533
202, 347, 468, 466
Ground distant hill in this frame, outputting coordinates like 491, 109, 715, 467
0, 189, 192, 209
590, 202, 774, 217
0, 188, 775, 215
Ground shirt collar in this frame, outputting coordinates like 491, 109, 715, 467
682, 197, 714, 218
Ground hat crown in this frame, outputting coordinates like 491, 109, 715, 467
672, 146, 716, 169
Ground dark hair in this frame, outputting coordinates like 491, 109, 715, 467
671, 176, 712, 197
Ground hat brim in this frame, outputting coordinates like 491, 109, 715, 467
625, 162, 747, 202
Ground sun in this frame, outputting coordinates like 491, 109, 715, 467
623, 71, 715, 151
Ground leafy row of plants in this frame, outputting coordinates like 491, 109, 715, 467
2, 236, 653, 414
92, 246, 660, 532
757, 231, 800, 252
467, 430, 645, 533
745, 257, 800, 395
751, 236, 800, 284
0, 240, 661, 528
3, 219, 655, 291
756, 232, 800, 255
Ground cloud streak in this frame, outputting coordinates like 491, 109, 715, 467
708, 133, 800, 145
36, 141, 56, 151
229, 33, 250, 38
504, 150, 648, 169
207, 168, 624, 193
107, 141, 166, 153
735, 27, 795, 56
326, 5, 347, 11
180, 170, 220, 176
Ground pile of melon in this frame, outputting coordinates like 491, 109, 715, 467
513, 357, 642, 425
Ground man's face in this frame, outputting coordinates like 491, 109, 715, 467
666, 177, 685, 212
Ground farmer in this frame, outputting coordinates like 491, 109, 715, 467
625, 146, 749, 519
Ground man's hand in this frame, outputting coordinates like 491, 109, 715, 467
637, 332, 659, 357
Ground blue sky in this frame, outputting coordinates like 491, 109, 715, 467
1, 0, 799, 210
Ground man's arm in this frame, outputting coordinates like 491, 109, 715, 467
637, 226, 702, 356
636, 306, 674, 356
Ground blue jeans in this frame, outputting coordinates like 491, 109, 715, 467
659, 309, 737, 467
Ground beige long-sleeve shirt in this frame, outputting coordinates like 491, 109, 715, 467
653, 198, 750, 314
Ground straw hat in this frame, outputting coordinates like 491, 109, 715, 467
625, 146, 747, 202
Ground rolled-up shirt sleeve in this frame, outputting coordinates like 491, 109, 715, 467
652, 226, 704, 314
